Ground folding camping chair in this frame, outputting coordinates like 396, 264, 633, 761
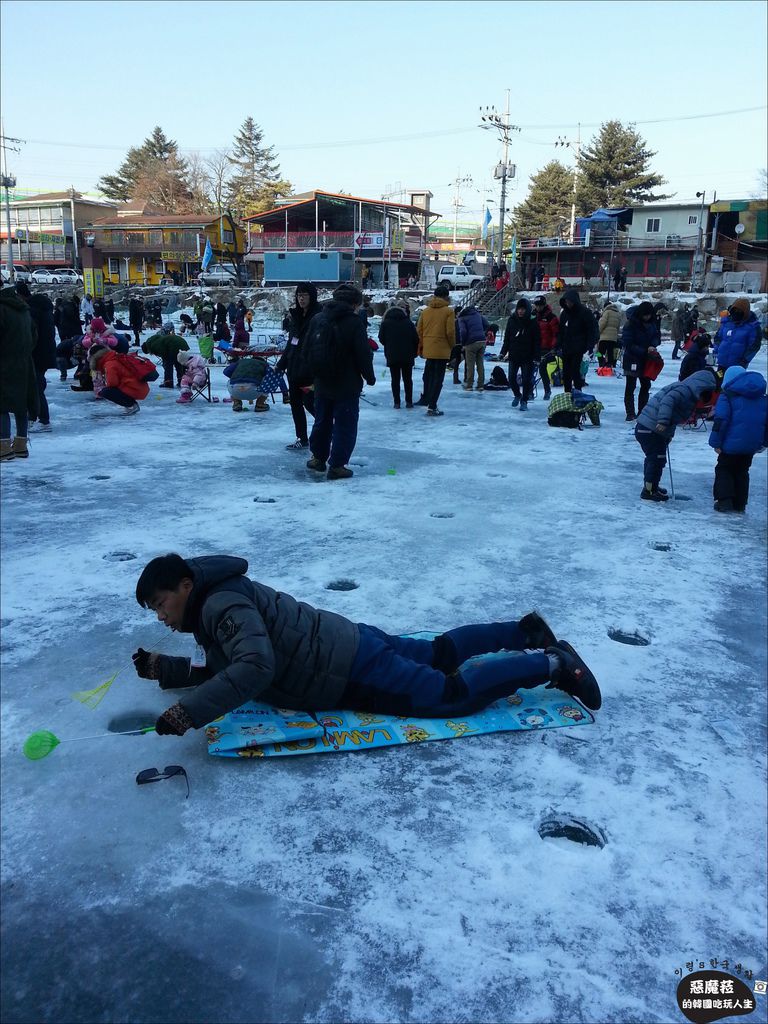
188, 366, 212, 403
682, 395, 717, 430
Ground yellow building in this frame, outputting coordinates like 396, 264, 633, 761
86, 201, 246, 285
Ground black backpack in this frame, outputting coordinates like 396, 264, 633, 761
304, 316, 347, 381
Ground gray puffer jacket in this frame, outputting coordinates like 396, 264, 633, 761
156, 556, 360, 727
636, 370, 718, 441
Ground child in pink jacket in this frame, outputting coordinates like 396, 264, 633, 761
176, 350, 209, 404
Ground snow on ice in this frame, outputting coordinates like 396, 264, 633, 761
1, 298, 766, 1024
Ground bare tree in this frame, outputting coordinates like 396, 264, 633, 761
204, 149, 232, 215
185, 151, 214, 215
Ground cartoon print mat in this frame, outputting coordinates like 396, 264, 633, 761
205, 632, 595, 759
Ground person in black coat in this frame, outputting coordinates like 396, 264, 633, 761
54, 295, 83, 381
278, 282, 321, 449
307, 284, 375, 480
17, 283, 56, 429
558, 289, 595, 393
104, 297, 115, 324
128, 297, 144, 346
679, 334, 711, 381
378, 304, 418, 408
500, 298, 541, 409
621, 301, 660, 420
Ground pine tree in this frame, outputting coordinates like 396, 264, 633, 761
97, 126, 193, 211
575, 121, 670, 213
226, 117, 291, 218
512, 161, 574, 239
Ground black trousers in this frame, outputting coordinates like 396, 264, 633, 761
625, 375, 651, 417
509, 358, 533, 401
161, 354, 183, 385
714, 452, 754, 510
389, 361, 413, 406
423, 358, 448, 410
561, 352, 583, 393
598, 340, 617, 367
36, 371, 50, 425
288, 378, 315, 443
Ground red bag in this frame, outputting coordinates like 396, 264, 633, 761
122, 352, 160, 382
643, 353, 664, 381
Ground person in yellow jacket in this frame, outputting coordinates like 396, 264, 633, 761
416, 285, 456, 416
597, 300, 622, 371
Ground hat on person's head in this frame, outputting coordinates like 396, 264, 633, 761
515, 298, 529, 311
161, 322, 175, 334
533, 296, 546, 307
141, 342, 150, 354
90, 316, 106, 333
636, 301, 654, 318
730, 298, 751, 318
333, 283, 364, 306
723, 365, 747, 387
15, 281, 31, 300
177, 349, 193, 366
88, 344, 108, 369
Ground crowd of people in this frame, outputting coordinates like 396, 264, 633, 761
1, 277, 766, 510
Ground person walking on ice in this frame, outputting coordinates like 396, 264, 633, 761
132, 554, 602, 737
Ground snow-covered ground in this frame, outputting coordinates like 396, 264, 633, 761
1, 319, 766, 1024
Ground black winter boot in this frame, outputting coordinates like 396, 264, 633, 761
519, 611, 557, 650
546, 641, 602, 710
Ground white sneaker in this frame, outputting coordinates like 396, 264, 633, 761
124, 403, 141, 416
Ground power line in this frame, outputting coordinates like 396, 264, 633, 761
19, 104, 767, 155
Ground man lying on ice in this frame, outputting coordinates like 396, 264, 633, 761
133, 554, 602, 736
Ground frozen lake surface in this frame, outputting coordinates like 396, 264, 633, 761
2, 325, 766, 1023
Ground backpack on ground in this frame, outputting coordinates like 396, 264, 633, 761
303, 316, 346, 380
483, 365, 511, 390
122, 352, 160, 382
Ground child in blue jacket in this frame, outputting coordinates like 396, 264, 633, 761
708, 365, 768, 513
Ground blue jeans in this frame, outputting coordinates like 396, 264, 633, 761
635, 425, 667, 487
310, 394, 360, 468
341, 622, 550, 717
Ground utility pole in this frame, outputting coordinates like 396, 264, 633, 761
450, 172, 473, 247
480, 90, 520, 266
1, 124, 23, 282
694, 190, 707, 290
554, 122, 581, 242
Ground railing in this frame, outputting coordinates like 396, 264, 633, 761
520, 232, 700, 251
249, 231, 356, 251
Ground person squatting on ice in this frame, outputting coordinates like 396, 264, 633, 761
132, 555, 602, 737
176, 350, 209, 404
634, 369, 719, 502
708, 364, 768, 513
88, 345, 149, 415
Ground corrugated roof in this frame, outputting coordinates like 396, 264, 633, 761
244, 189, 440, 222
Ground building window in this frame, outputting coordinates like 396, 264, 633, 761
645, 218, 661, 233
688, 215, 698, 225
630, 255, 645, 275
16, 208, 29, 224
108, 258, 119, 276
39, 207, 55, 224
222, 229, 234, 244
155, 261, 164, 274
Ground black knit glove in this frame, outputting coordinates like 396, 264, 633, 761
155, 703, 194, 736
132, 647, 158, 679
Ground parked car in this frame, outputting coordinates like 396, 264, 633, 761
55, 269, 84, 285
1, 264, 32, 283
31, 269, 64, 285
437, 265, 485, 289
463, 249, 491, 265
198, 264, 239, 286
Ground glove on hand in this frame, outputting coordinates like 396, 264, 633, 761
132, 648, 158, 679
155, 703, 194, 736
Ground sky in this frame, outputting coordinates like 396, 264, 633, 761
1, 0, 766, 226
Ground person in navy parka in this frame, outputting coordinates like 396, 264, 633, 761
714, 298, 762, 371
708, 364, 768, 513
622, 301, 660, 421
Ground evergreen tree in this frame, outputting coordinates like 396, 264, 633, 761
226, 117, 291, 218
512, 161, 574, 239
97, 126, 193, 211
575, 121, 670, 213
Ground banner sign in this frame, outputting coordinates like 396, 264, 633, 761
354, 232, 384, 249
160, 250, 197, 261
15, 229, 66, 245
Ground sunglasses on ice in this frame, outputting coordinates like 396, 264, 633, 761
136, 765, 189, 798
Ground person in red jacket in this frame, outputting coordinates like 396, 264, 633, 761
89, 345, 149, 415
533, 296, 560, 399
